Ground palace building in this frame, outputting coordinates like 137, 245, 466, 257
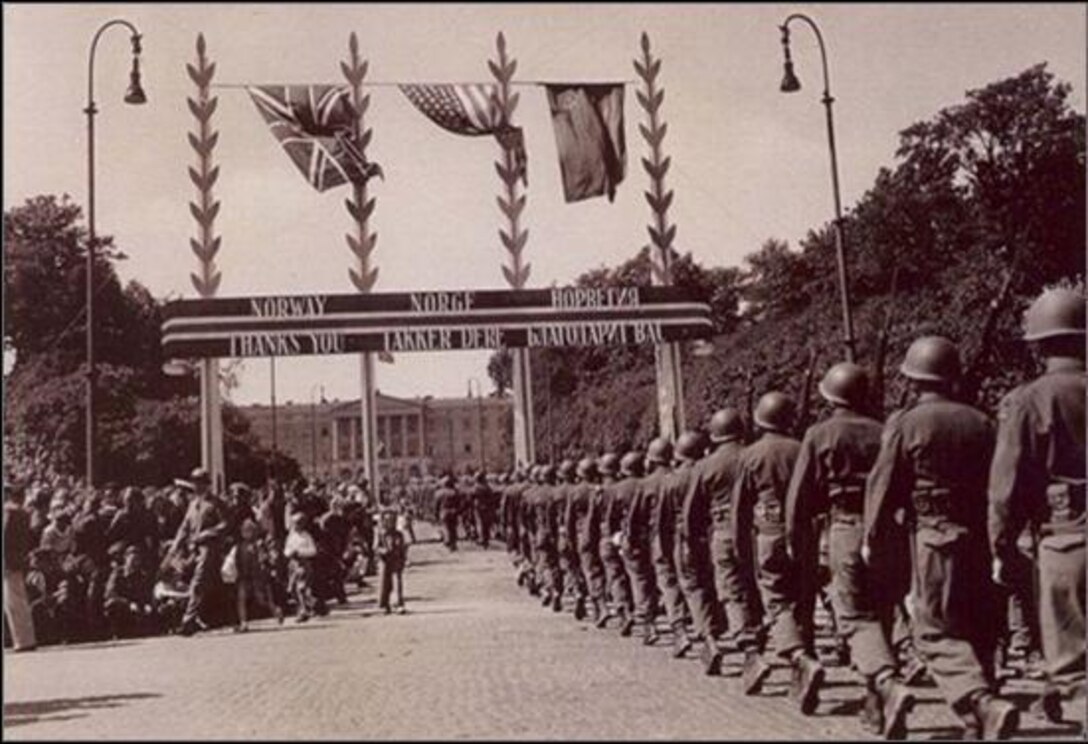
238, 391, 514, 484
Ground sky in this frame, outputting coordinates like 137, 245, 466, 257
4, 3, 1085, 407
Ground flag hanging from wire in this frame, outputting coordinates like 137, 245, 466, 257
247, 85, 384, 192
544, 84, 626, 202
399, 83, 527, 186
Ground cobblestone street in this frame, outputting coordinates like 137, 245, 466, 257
4, 523, 1084, 740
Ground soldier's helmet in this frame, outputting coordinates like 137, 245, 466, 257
646, 437, 674, 465
754, 392, 796, 433
899, 336, 961, 383
708, 408, 745, 443
577, 457, 599, 480
441, 474, 456, 488
558, 459, 577, 482
819, 362, 870, 408
1023, 287, 1086, 341
620, 451, 645, 478
675, 430, 707, 461
598, 453, 621, 477
541, 463, 557, 483
189, 467, 211, 485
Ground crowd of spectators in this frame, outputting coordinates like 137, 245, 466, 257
2, 464, 441, 650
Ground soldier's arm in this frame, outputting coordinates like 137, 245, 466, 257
731, 463, 755, 575
785, 432, 819, 560
988, 394, 1038, 562
864, 419, 909, 549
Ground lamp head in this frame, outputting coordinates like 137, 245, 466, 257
124, 55, 147, 105
778, 23, 801, 93
780, 60, 801, 93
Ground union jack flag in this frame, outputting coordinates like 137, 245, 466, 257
399, 83, 527, 185
247, 85, 384, 192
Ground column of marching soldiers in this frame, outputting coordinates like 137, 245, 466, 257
432, 287, 1085, 741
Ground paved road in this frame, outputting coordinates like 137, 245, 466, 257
4, 523, 1084, 739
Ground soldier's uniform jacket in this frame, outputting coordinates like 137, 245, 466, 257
623, 473, 654, 552
785, 409, 883, 558
989, 360, 1087, 552
643, 467, 673, 555
732, 432, 802, 549
547, 485, 567, 547
172, 494, 228, 554
865, 396, 994, 550
566, 482, 601, 550
434, 487, 461, 518
692, 439, 746, 535
599, 476, 627, 540
668, 461, 703, 545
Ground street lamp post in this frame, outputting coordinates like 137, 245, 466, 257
85, 19, 146, 486
779, 14, 856, 363
468, 379, 485, 473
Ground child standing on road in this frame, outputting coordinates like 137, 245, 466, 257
376, 510, 407, 615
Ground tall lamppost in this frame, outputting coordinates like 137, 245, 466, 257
779, 14, 856, 363
85, 19, 146, 486
468, 378, 485, 473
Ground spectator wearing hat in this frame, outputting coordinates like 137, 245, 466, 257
103, 544, 156, 639
168, 467, 229, 636
40, 500, 75, 560
4, 484, 37, 651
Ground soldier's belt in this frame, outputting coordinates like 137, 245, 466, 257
828, 484, 864, 517
911, 484, 952, 518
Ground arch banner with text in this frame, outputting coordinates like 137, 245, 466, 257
162, 286, 713, 359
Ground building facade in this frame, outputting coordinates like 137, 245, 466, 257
239, 392, 513, 484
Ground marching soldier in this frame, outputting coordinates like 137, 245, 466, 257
645, 437, 692, 658
620, 451, 660, 644
556, 460, 588, 618
866, 336, 1018, 739
786, 363, 914, 737
469, 470, 496, 550
733, 392, 824, 714
532, 465, 564, 612
168, 468, 228, 637
597, 453, 635, 634
989, 287, 1086, 720
570, 457, 607, 624
673, 429, 728, 675
701, 408, 762, 653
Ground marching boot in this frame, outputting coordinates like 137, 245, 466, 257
741, 649, 772, 695
619, 606, 635, 637
551, 593, 563, 613
877, 675, 916, 740
642, 621, 661, 646
794, 654, 825, 716
700, 637, 725, 676
1029, 683, 1063, 723
972, 693, 1019, 741
859, 677, 885, 735
672, 628, 694, 659
541, 590, 553, 608
594, 602, 612, 629
573, 595, 587, 620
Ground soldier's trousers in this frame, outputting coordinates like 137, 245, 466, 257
579, 538, 607, 603
753, 530, 808, 658
622, 543, 658, 626
535, 539, 563, 596
559, 537, 587, 599
910, 526, 997, 709
1038, 532, 1086, 688
827, 517, 897, 677
475, 513, 492, 548
653, 534, 686, 630
600, 538, 633, 613
505, 520, 520, 557
711, 523, 761, 641
676, 535, 724, 640
183, 544, 222, 626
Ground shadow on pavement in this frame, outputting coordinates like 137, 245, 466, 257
31, 639, 141, 654
4, 692, 162, 728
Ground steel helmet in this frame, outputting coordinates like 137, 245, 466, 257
558, 459, 577, 481
753, 392, 795, 432
620, 451, 645, 477
675, 430, 707, 461
541, 463, 557, 483
899, 336, 961, 383
647, 437, 674, 465
707, 408, 745, 442
577, 457, 599, 480
819, 362, 870, 407
598, 453, 620, 477
1023, 287, 1086, 341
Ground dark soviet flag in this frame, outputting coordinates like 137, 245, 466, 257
544, 84, 626, 203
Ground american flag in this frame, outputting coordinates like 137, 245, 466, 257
400, 83, 527, 185
247, 85, 384, 192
